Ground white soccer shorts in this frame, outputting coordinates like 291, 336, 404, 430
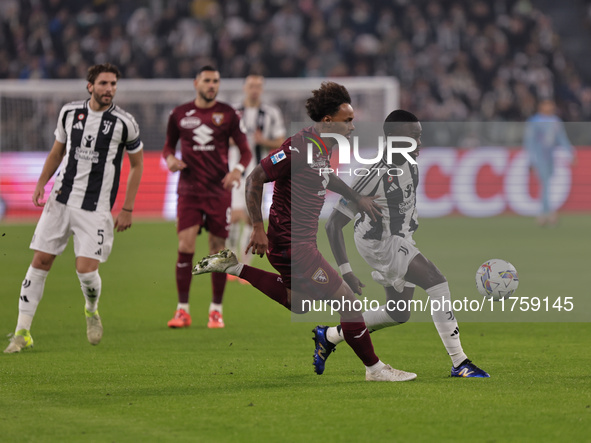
354, 232, 419, 293
30, 197, 114, 263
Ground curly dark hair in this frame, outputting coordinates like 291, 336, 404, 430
87, 63, 121, 85
305, 81, 351, 122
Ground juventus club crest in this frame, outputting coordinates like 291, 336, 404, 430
102, 120, 113, 134
212, 113, 224, 126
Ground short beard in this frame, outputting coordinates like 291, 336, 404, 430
199, 91, 216, 103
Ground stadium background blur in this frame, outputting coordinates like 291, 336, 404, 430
1, 3, 590, 442
1, 0, 591, 122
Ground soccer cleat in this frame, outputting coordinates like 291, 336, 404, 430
451, 359, 490, 378
192, 249, 238, 275
4, 329, 34, 354
167, 309, 192, 328
366, 364, 417, 382
207, 310, 225, 329
312, 325, 335, 375
85, 309, 103, 345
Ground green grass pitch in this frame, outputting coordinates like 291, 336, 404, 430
0, 215, 589, 442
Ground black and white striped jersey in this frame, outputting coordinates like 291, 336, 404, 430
334, 158, 419, 240
232, 102, 286, 165
52, 99, 143, 212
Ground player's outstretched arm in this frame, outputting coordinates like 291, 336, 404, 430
33, 140, 66, 207
326, 173, 382, 222
114, 150, 143, 232
245, 164, 270, 257
326, 209, 365, 295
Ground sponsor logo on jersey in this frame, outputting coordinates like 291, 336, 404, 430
84, 135, 95, 148
102, 120, 113, 134
180, 116, 201, 129
212, 113, 224, 126
75, 147, 100, 163
185, 109, 196, 116
288, 146, 300, 153
192, 124, 214, 148
271, 150, 286, 164
312, 268, 329, 284
73, 121, 84, 130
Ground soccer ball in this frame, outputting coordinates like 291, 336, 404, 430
475, 259, 519, 301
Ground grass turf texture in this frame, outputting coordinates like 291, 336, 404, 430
0, 216, 589, 442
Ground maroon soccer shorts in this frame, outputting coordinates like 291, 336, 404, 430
176, 194, 231, 238
267, 241, 343, 300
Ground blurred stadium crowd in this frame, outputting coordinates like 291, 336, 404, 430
1, 0, 590, 121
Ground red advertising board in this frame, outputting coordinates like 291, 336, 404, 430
1, 149, 589, 221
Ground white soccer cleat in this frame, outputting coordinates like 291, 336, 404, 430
192, 249, 238, 275
85, 309, 103, 345
366, 364, 417, 382
4, 330, 34, 354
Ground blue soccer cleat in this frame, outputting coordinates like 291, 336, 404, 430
451, 359, 490, 378
312, 326, 336, 375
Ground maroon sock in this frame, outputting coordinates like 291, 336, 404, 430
240, 265, 290, 308
341, 317, 380, 366
176, 252, 194, 304
211, 273, 226, 304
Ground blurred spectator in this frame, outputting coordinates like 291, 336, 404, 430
0, 0, 588, 121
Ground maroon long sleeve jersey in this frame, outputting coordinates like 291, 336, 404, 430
162, 100, 252, 198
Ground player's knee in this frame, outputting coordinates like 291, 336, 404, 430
387, 307, 411, 324
31, 252, 55, 271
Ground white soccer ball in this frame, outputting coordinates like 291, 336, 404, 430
475, 259, 519, 301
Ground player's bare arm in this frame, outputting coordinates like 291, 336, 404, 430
224, 131, 253, 190
244, 164, 270, 257
115, 150, 144, 232
326, 173, 382, 222
33, 140, 66, 207
325, 209, 365, 295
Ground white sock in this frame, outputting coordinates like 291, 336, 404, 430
209, 302, 222, 314
325, 305, 402, 346
177, 303, 189, 313
77, 270, 101, 313
225, 263, 244, 276
365, 360, 386, 372
15, 266, 49, 332
227, 222, 240, 252
239, 224, 254, 265
427, 282, 468, 367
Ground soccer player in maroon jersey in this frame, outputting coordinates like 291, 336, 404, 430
193, 82, 417, 381
162, 66, 252, 329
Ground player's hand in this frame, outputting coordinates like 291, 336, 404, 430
343, 272, 365, 295
166, 155, 187, 172
114, 210, 132, 232
222, 169, 241, 190
356, 195, 382, 222
32, 184, 46, 207
246, 223, 268, 257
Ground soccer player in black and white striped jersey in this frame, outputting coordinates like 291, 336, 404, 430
313, 110, 490, 378
4, 63, 144, 354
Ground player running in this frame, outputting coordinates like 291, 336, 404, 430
193, 82, 417, 382
313, 109, 489, 378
